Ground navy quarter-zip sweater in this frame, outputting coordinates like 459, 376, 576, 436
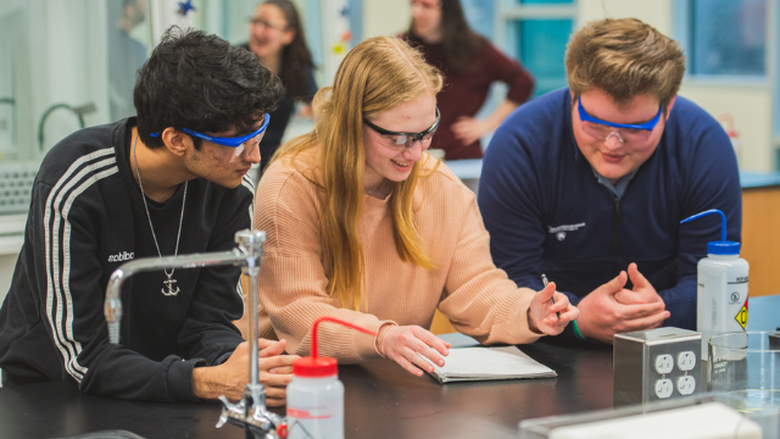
479, 88, 742, 339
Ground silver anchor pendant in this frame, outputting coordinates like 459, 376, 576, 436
162, 276, 180, 296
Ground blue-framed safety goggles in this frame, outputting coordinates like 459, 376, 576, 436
150, 113, 271, 147
577, 97, 662, 131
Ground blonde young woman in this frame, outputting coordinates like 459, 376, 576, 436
253, 36, 577, 376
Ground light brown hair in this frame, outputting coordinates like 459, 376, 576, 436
272, 36, 443, 309
565, 18, 685, 109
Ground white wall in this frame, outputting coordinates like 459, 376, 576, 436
681, 85, 772, 171
577, 0, 673, 33
362, 1, 409, 38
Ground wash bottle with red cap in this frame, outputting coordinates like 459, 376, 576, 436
681, 209, 749, 358
286, 317, 376, 439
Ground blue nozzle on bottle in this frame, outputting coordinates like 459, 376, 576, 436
680, 209, 739, 255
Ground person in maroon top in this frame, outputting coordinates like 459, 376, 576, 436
401, 0, 535, 160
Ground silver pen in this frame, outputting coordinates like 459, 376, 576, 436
541, 274, 561, 320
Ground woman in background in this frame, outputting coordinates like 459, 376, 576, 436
402, 0, 535, 160
253, 36, 577, 377
244, 0, 318, 173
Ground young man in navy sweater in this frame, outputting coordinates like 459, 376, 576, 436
479, 18, 741, 344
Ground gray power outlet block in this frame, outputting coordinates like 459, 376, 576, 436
614, 327, 702, 407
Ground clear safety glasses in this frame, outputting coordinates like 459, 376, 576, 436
578, 97, 662, 144
363, 107, 440, 149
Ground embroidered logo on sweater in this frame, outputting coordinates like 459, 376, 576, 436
107, 251, 135, 263
547, 222, 586, 241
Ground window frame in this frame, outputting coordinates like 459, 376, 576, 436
496, 0, 577, 97
672, 0, 772, 87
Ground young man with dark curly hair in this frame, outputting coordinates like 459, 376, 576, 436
0, 27, 298, 404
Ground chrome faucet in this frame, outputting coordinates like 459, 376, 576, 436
37, 102, 96, 152
104, 229, 287, 438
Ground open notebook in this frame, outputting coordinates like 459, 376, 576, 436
421, 333, 557, 383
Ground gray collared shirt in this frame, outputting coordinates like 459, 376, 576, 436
591, 167, 638, 200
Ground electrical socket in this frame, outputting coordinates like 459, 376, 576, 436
677, 376, 696, 395
677, 351, 696, 372
654, 354, 673, 374
655, 378, 673, 399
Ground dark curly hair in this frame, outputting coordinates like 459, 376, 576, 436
134, 26, 285, 149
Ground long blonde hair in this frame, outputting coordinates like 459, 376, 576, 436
272, 36, 443, 309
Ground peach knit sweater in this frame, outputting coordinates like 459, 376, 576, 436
254, 148, 541, 363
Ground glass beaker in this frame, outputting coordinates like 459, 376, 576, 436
708, 331, 780, 410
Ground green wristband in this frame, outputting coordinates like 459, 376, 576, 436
572, 319, 585, 340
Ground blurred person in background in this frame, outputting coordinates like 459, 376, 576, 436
242, 0, 318, 175
402, 0, 534, 160
109, 0, 147, 120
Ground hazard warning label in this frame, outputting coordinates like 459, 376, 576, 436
734, 298, 748, 329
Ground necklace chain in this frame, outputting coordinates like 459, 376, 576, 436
364, 180, 388, 196
132, 133, 187, 297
